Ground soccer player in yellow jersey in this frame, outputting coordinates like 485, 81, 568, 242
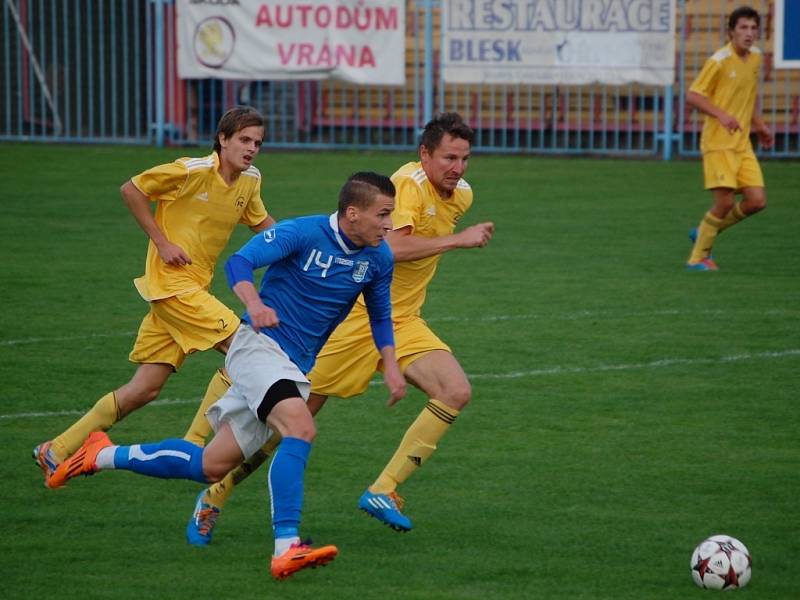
33, 106, 274, 487
185, 113, 493, 541
686, 5, 773, 271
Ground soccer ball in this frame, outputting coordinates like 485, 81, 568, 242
690, 535, 752, 590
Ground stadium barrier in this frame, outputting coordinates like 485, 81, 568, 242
1, 0, 797, 158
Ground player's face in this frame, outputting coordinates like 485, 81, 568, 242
348, 194, 395, 247
219, 125, 264, 173
420, 134, 471, 196
729, 17, 759, 55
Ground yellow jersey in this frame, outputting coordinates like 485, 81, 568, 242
690, 42, 762, 153
352, 161, 473, 321
130, 152, 268, 301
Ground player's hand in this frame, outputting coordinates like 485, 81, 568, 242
757, 126, 774, 148
247, 301, 280, 329
717, 112, 741, 134
457, 222, 495, 249
157, 240, 192, 266
383, 363, 406, 407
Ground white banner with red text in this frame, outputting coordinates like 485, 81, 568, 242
442, 0, 676, 86
176, 0, 405, 85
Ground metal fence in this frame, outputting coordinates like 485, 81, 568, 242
2, 0, 798, 158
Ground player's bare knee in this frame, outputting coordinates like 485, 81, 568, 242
746, 193, 767, 214
202, 468, 224, 483
257, 379, 316, 442
441, 382, 471, 410
201, 460, 230, 483
716, 199, 736, 216
286, 418, 316, 443
275, 409, 316, 442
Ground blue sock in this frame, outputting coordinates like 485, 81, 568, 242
269, 437, 312, 536
113, 439, 207, 483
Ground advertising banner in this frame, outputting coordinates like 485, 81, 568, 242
442, 0, 676, 85
177, 0, 406, 84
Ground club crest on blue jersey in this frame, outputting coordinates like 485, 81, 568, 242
263, 229, 276, 242
352, 260, 369, 282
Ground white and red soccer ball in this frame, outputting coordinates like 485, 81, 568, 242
691, 534, 752, 590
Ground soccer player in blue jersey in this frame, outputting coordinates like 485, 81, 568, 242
184, 113, 492, 543
51, 172, 407, 580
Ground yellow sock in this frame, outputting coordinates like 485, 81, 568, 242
717, 203, 747, 233
371, 399, 459, 495
205, 436, 281, 508
51, 392, 119, 462
184, 369, 231, 446
688, 212, 724, 264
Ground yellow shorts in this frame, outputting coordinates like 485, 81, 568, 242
308, 312, 451, 398
128, 289, 239, 370
703, 149, 764, 190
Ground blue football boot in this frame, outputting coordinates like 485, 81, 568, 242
186, 489, 220, 546
358, 489, 412, 532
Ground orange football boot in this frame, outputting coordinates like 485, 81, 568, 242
270, 541, 338, 579
48, 431, 113, 488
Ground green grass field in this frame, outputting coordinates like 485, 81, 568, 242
1, 143, 798, 599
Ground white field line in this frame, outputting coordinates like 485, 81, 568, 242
1, 349, 797, 422
0, 331, 139, 347
0, 398, 200, 421
466, 348, 800, 379
428, 307, 794, 322
0, 308, 794, 347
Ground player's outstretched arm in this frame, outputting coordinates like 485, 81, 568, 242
387, 222, 494, 262
120, 180, 192, 266
455, 222, 494, 248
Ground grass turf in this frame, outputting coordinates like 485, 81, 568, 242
1, 143, 798, 599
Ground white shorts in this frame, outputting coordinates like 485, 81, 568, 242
206, 323, 310, 459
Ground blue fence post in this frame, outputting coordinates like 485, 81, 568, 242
662, 84, 674, 160
153, 0, 166, 147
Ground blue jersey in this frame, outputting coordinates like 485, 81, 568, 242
229, 213, 394, 373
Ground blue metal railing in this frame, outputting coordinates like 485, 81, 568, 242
1, 0, 797, 157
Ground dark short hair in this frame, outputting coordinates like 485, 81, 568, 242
338, 172, 395, 213
419, 112, 475, 152
213, 106, 264, 153
728, 6, 759, 30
